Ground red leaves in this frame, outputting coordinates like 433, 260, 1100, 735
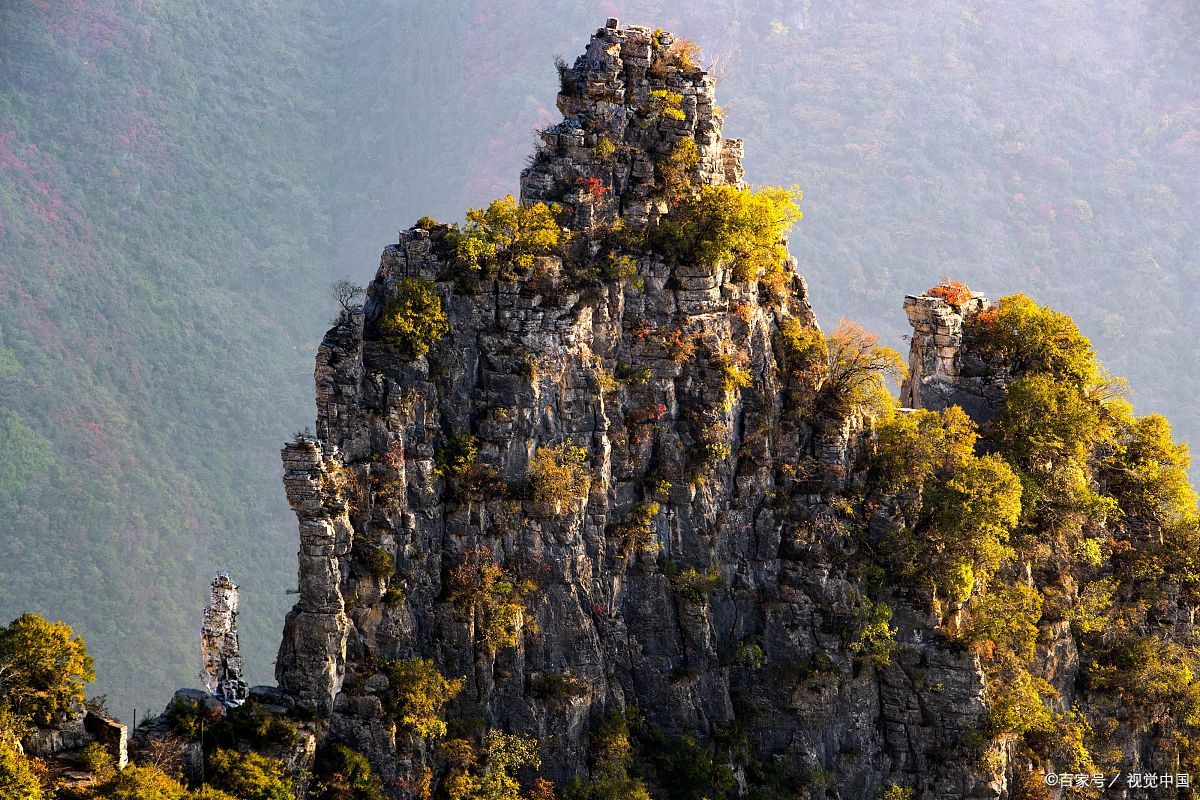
926, 279, 973, 307
579, 175, 609, 198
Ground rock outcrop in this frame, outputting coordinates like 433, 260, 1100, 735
900, 291, 1006, 423
271, 20, 999, 800
200, 572, 249, 707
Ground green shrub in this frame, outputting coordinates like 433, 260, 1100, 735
0, 613, 95, 725
224, 703, 299, 748
527, 672, 588, 706
984, 671, 1055, 737
378, 277, 449, 358
206, 749, 293, 800
1102, 412, 1197, 526
870, 406, 977, 494
312, 744, 386, 800
966, 293, 1097, 387
1088, 636, 1200, 712
88, 763, 213, 800
821, 321, 906, 418
670, 567, 724, 601
451, 195, 561, 281
997, 373, 1102, 471
964, 583, 1043, 668
356, 545, 395, 581
382, 657, 463, 739
415, 215, 439, 230
435, 432, 500, 497
593, 137, 617, 162
565, 712, 650, 800
443, 731, 541, 800
844, 597, 896, 667
0, 740, 42, 800
648, 89, 685, 121
657, 138, 698, 201
777, 318, 827, 375
924, 454, 1022, 603
165, 695, 205, 741
639, 729, 735, 800
612, 501, 661, 555
449, 547, 539, 652
653, 184, 801, 297
713, 353, 752, 413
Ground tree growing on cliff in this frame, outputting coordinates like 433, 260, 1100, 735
966, 293, 1097, 387
377, 277, 449, 359
206, 749, 292, 800
451, 195, 561, 281
820, 321, 906, 418
0, 716, 42, 800
443, 732, 541, 800
529, 445, 590, 510
923, 454, 1022, 604
652, 184, 801, 300
0, 614, 95, 725
449, 548, 539, 653
383, 657, 463, 739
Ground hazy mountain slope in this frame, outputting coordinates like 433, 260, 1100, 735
0, 0, 334, 715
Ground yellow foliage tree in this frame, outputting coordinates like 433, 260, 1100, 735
0, 614, 95, 725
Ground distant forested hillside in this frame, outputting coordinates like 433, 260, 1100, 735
2, 0, 1197, 717
0, 1, 333, 716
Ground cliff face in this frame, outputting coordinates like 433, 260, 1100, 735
271, 22, 993, 799
270, 21, 1194, 800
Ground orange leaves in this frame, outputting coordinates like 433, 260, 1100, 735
925, 279, 973, 307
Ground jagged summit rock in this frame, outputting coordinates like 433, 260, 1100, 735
521, 21, 744, 230
900, 289, 1006, 423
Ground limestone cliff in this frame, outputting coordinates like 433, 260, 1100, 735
269, 21, 993, 799
265, 20, 1197, 800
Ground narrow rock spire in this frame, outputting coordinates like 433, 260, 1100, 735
200, 572, 249, 707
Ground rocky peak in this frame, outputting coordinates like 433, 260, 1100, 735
261, 21, 1007, 799
900, 289, 1006, 422
521, 18, 743, 230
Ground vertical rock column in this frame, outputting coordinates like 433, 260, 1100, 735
275, 438, 353, 715
200, 572, 249, 706
900, 292, 1004, 423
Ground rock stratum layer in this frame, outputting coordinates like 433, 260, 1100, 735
266, 21, 1197, 800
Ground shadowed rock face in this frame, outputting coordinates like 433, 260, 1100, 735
270, 21, 1000, 799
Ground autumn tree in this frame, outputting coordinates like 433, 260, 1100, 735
449, 548, 538, 653
377, 277, 449, 359
870, 405, 978, 493
967, 293, 1097, 387
821, 321, 906, 417
206, 749, 293, 800
452, 195, 561, 281
0, 614, 95, 725
923, 454, 1022, 604
653, 184, 801, 297
529, 445, 590, 510
443, 732, 541, 800
382, 657, 463, 739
